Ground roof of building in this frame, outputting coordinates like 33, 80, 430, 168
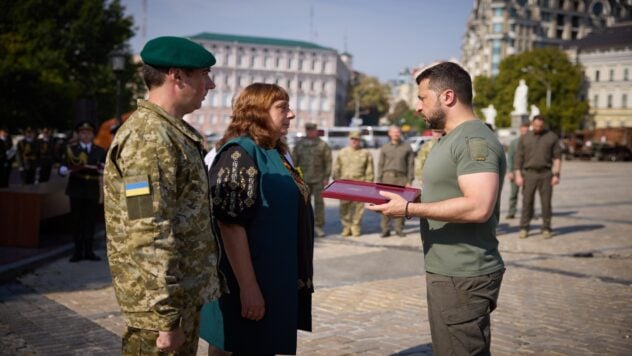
567, 22, 632, 51
189, 32, 335, 51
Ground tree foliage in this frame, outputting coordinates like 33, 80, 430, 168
473, 47, 588, 133
0, 0, 138, 131
344, 74, 391, 126
387, 100, 426, 133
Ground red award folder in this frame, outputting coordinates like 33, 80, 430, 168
322, 179, 421, 204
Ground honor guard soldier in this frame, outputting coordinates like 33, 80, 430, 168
103, 36, 223, 355
333, 131, 374, 237
17, 127, 39, 184
37, 127, 55, 182
59, 121, 106, 262
292, 122, 332, 237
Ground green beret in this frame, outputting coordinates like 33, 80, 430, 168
140, 36, 216, 68
305, 122, 317, 130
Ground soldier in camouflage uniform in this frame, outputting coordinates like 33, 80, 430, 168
103, 36, 224, 355
415, 130, 443, 181
333, 131, 374, 237
292, 122, 332, 237
16, 127, 39, 184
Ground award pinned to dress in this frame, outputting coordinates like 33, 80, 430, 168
322, 179, 421, 204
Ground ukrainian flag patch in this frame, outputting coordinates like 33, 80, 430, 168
125, 180, 150, 197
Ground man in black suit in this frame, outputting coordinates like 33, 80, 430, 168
59, 121, 106, 262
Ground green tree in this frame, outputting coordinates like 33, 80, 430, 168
473, 47, 588, 133
345, 74, 391, 126
0, 0, 138, 131
387, 99, 426, 133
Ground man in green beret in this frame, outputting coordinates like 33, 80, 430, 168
104, 36, 224, 355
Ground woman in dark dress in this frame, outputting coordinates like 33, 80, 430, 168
202, 83, 314, 355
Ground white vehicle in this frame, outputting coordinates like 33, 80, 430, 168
321, 127, 355, 149
360, 126, 390, 148
406, 135, 434, 153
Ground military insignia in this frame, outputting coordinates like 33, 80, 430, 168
125, 178, 151, 197
468, 137, 488, 161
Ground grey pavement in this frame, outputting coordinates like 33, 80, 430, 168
1, 159, 631, 355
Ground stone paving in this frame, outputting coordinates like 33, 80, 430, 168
0, 160, 631, 355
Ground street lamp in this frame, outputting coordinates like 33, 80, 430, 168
111, 51, 126, 126
521, 66, 551, 109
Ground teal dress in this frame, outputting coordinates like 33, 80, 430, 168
200, 137, 314, 354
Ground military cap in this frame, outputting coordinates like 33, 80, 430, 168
75, 121, 96, 132
349, 131, 361, 139
140, 36, 216, 68
305, 122, 318, 130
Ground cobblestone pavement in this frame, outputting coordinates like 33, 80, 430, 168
1, 160, 631, 355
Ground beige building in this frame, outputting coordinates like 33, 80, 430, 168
566, 22, 632, 140
183, 32, 352, 135
462, 0, 632, 77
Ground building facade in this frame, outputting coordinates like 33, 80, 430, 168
566, 22, 632, 141
462, 0, 632, 77
183, 32, 352, 135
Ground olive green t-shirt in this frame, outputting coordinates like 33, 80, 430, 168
421, 119, 505, 277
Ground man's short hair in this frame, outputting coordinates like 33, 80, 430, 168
142, 64, 197, 90
532, 115, 545, 122
415, 62, 473, 107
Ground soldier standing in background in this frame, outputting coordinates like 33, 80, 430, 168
58, 121, 106, 262
0, 127, 14, 188
514, 115, 562, 239
37, 127, 55, 183
377, 126, 414, 237
505, 122, 530, 219
333, 131, 374, 237
415, 129, 443, 182
17, 127, 39, 184
292, 122, 332, 237
103, 36, 223, 355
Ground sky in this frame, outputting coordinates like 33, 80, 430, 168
119, 0, 474, 82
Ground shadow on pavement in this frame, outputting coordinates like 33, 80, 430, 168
393, 343, 434, 355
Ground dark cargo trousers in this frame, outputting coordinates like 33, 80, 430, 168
426, 268, 504, 356
307, 181, 325, 228
507, 180, 519, 217
520, 170, 553, 231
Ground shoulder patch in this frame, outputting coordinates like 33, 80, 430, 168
468, 137, 488, 161
125, 176, 151, 197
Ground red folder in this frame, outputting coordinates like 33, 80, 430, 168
322, 179, 421, 204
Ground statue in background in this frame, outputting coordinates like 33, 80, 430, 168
481, 104, 497, 128
512, 79, 528, 115
529, 104, 540, 120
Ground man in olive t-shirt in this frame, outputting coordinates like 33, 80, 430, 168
368, 62, 505, 355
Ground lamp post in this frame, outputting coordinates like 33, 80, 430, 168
521, 66, 551, 109
111, 51, 126, 125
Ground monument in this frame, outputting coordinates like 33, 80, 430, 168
481, 104, 497, 129
511, 79, 530, 129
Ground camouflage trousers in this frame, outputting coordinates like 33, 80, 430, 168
340, 201, 364, 236
307, 181, 325, 228
122, 306, 201, 356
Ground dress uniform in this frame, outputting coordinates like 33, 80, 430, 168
37, 128, 55, 183
103, 36, 223, 355
60, 121, 106, 262
16, 127, 39, 184
292, 123, 332, 237
333, 131, 374, 237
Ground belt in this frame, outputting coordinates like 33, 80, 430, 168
383, 170, 406, 177
524, 167, 551, 173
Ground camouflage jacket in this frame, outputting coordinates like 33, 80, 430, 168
104, 99, 223, 331
415, 139, 437, 180
291, 137, 332, 184
333, 147, 374, 182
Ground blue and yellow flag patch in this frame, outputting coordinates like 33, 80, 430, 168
125, 181, 150, 197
